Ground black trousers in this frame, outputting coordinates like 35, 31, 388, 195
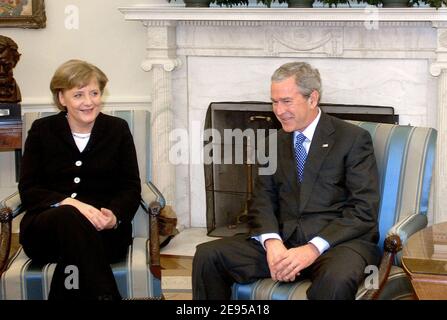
192, 233, 379, 300
20, 205, 130, 300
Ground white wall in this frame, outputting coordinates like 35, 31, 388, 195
0, 0, 153, 189
0, 0, 151, 104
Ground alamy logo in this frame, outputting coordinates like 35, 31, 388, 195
65, 5, 79, 30
364, 265, 379, 290
169, 121, 278, 175
364, 5, 379, 31
64, 265, 79, 290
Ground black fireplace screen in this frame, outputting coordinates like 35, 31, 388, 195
204, 101, 398, 238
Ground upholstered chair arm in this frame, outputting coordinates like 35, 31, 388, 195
1, 191, 23, 218
360, 212, 427, 300
387, 213, 428, 265
0, 191, 24, 275
140, 181, 166, 211
140, 182, 166, 281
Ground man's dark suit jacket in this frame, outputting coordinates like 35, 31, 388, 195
249, 112, 380, 263
18, 112, 141, 244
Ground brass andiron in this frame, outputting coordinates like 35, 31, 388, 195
228, 138, 254, 229
228, 163, 252, 229
239, 162, 252, 223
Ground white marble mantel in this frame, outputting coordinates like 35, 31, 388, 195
119, 6, 447, 22
120, 5, 447, 228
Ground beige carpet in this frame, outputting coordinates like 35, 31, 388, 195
160, 228, 218, 300
160, 227, 218, 257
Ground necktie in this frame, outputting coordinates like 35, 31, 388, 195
294, 132, 307, 183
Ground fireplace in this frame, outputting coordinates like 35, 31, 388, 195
119, 6, 447, 227
204, 102, 281, 237
204, 101, 398, 237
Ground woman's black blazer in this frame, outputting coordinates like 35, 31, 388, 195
18, 112, 142, 242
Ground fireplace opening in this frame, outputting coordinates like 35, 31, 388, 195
204, 101, 398, 238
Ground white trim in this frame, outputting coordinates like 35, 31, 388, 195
20, 97, 152, 113
22, 96, 151, 106
119, 7, 447, 24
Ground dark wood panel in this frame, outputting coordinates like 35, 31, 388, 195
0, 122, 21, 150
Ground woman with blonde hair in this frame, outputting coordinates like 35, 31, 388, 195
18, 59, 141, 300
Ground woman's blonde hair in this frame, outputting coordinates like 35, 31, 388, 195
50, 59, 108, 111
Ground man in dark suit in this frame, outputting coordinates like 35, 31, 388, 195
192, 62, 381, 300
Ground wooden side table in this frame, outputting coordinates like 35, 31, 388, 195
0, 103, 22, 181
0, 119, 21, 150
402, 221, 447, 299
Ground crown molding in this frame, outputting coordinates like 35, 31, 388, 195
119, 6, 447, 25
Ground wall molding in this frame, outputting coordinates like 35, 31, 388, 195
20, 96, 152, 113
119, 6, 447, 24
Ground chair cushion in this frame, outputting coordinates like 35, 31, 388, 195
232, 266, 414, 300
0, 237, 161, 300
232, 278, 311, 300
374, 266, 415, 300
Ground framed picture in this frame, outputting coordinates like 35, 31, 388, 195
0, 0, 46, 29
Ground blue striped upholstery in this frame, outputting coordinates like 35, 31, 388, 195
233, 121, 437, 300
0, 110, 163, 300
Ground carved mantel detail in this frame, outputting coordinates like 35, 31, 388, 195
141, 58, 182, 72
266, 28, 343, 57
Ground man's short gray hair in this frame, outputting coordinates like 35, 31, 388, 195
271, 62, 322, 102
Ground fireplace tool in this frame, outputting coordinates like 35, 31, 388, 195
228, 136, 255, 229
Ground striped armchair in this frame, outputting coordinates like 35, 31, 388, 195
232, 121, 437, 300
0, 110, 165, 300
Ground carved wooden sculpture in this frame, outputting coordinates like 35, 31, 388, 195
0, 35, 21, 103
